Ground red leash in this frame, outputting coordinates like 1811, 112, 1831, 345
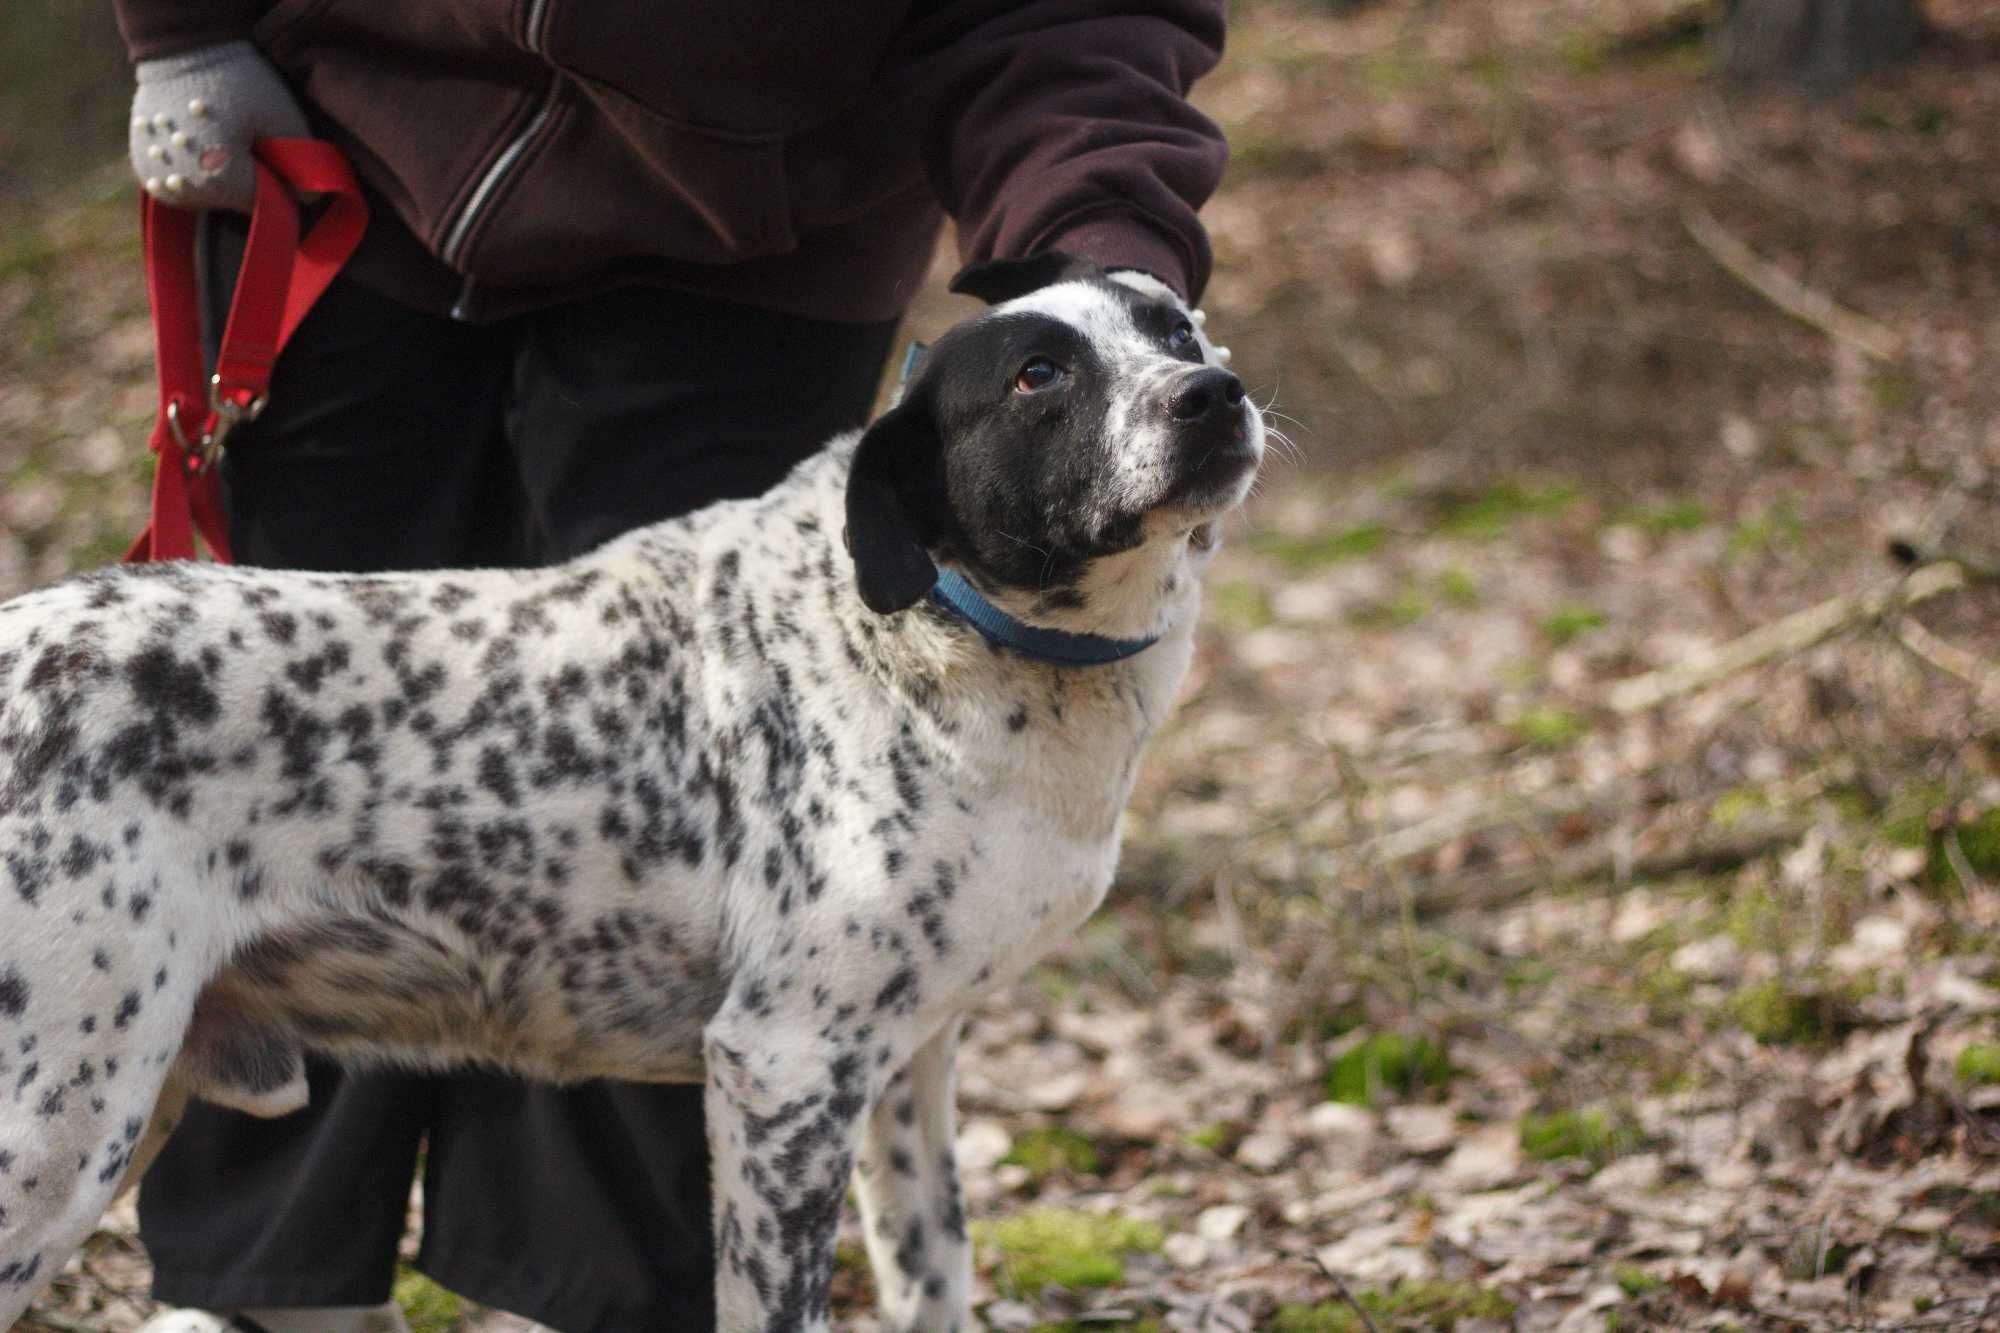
125, 139, 368, 564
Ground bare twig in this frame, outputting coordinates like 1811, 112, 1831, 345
1684, 207, 1903, 361
1412, 817, 1812, 913
1355, 781, 1620, 866
1604, 561, 1968, 714
1890, 536, 2000, 584
1313, 1257, 1385, 1333
1892, 615, 2000, 698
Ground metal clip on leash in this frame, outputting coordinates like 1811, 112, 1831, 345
164, 375, 271, 473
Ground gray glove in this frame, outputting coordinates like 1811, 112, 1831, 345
128, 40, 310, 211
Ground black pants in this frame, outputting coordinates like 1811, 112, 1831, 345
138, 221, 897, 1332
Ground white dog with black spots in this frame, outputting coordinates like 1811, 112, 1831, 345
0, 255, 1261, 1332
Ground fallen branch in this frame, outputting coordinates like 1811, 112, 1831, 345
1354, 782, 1617, 867
1891, 537, 2000, 584
1412, 817, 1812, 914
1604, 561, 1967, 714
1684, 207, 1903, 361
1893, 614, 2000, 697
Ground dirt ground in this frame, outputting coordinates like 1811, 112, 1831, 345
4, 1, 2000, 1330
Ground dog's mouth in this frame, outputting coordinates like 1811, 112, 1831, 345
1159, 412, 1263, 514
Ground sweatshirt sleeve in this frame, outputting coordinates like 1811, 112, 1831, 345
885, 0, 1229, 302
112, 0, 261, 61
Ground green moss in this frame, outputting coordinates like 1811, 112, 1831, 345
1613, 1265, 1663, 1297
1186, 1120, 1238, 1153
1723, 881, 1787, 953
1436, 567, 1481, 607
1003, 1126, 1101, 1178
1271, 1280, 1516, 1332
1956, 809, 2000, 879
1822, 785, 1874, 823
1870, 368, 1918, 410
1208, 577, 1274, 630
1629, 499, 1710, 535
1558, 33, 1607, 74
1710, 787, 1773, 829
1465, 53, 1512, 89
1269, 1306, 1351, 1333
1250, 522, 1389, 571
1362, 49, 1429, 93
974, 1208, 1163, 1298
1540, 603, 1607, 646
1518, 1107, 1644, 1169
1504, 958, 1558, 997
1325, 1032, 1454, 1106
1956, 1043, 2000, 1087
1347, 587, 1428, 630
1508, 707, 1589, 749
1433, 482, 1578, 540
1636, 963, 1695, 1024
1879, 785, 1949, 850
1730, 978, 1843, 1046
1878, 792, 2000, 893
1029, 964, 1078, 1005
393, 1267, 462, 1333
1725, 504, 1804, 560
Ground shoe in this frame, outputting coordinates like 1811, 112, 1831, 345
136, 1303, 412, 1333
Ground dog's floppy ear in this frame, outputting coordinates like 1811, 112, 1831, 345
949, 251, 1101, 305
844, 398, 941, 615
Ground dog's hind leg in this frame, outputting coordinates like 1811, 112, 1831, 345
115, 1070, 188, 1198
0, 1047, 188, 1327
0, 944, 206, 1325
853, 1017, 972, 1333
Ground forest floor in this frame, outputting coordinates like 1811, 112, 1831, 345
5, 1, 2000, 1330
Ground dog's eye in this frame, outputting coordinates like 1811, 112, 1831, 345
1013, 358, 1065, 393
1168, 320, 1196, 353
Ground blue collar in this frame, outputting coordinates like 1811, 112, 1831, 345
929, 569, 1158, 667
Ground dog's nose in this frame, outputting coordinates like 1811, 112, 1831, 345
1168, 367, 1246, 422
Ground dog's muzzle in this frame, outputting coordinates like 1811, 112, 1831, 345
1165, 366, 1257, 499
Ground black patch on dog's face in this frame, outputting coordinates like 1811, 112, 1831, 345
845, 276, 1256, 612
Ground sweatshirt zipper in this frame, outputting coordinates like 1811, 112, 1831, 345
445, 0, 561, 319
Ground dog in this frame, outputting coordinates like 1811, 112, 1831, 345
0, 253, 1262, 1332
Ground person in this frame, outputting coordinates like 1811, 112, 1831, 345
110, 4, 1230, 1331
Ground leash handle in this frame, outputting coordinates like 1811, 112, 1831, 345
125, 138, 368, 565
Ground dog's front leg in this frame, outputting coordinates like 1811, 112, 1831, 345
705, 1010, 874, 1333
853, 1016, 972, 1332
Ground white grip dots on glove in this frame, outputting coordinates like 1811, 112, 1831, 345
128, 40, 310, 211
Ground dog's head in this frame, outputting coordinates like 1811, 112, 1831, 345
845, 254, 1264, 631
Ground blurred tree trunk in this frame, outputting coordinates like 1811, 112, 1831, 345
1713, 0, 1928, 88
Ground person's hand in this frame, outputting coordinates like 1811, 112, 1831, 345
128, 40, 310, 211
1105, 269, 1232, 367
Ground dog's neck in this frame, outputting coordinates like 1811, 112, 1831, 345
937, 533, 1205, 649
809, 454, 1206, 700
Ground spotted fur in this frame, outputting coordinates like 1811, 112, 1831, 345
0, 265, 1261, 1332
